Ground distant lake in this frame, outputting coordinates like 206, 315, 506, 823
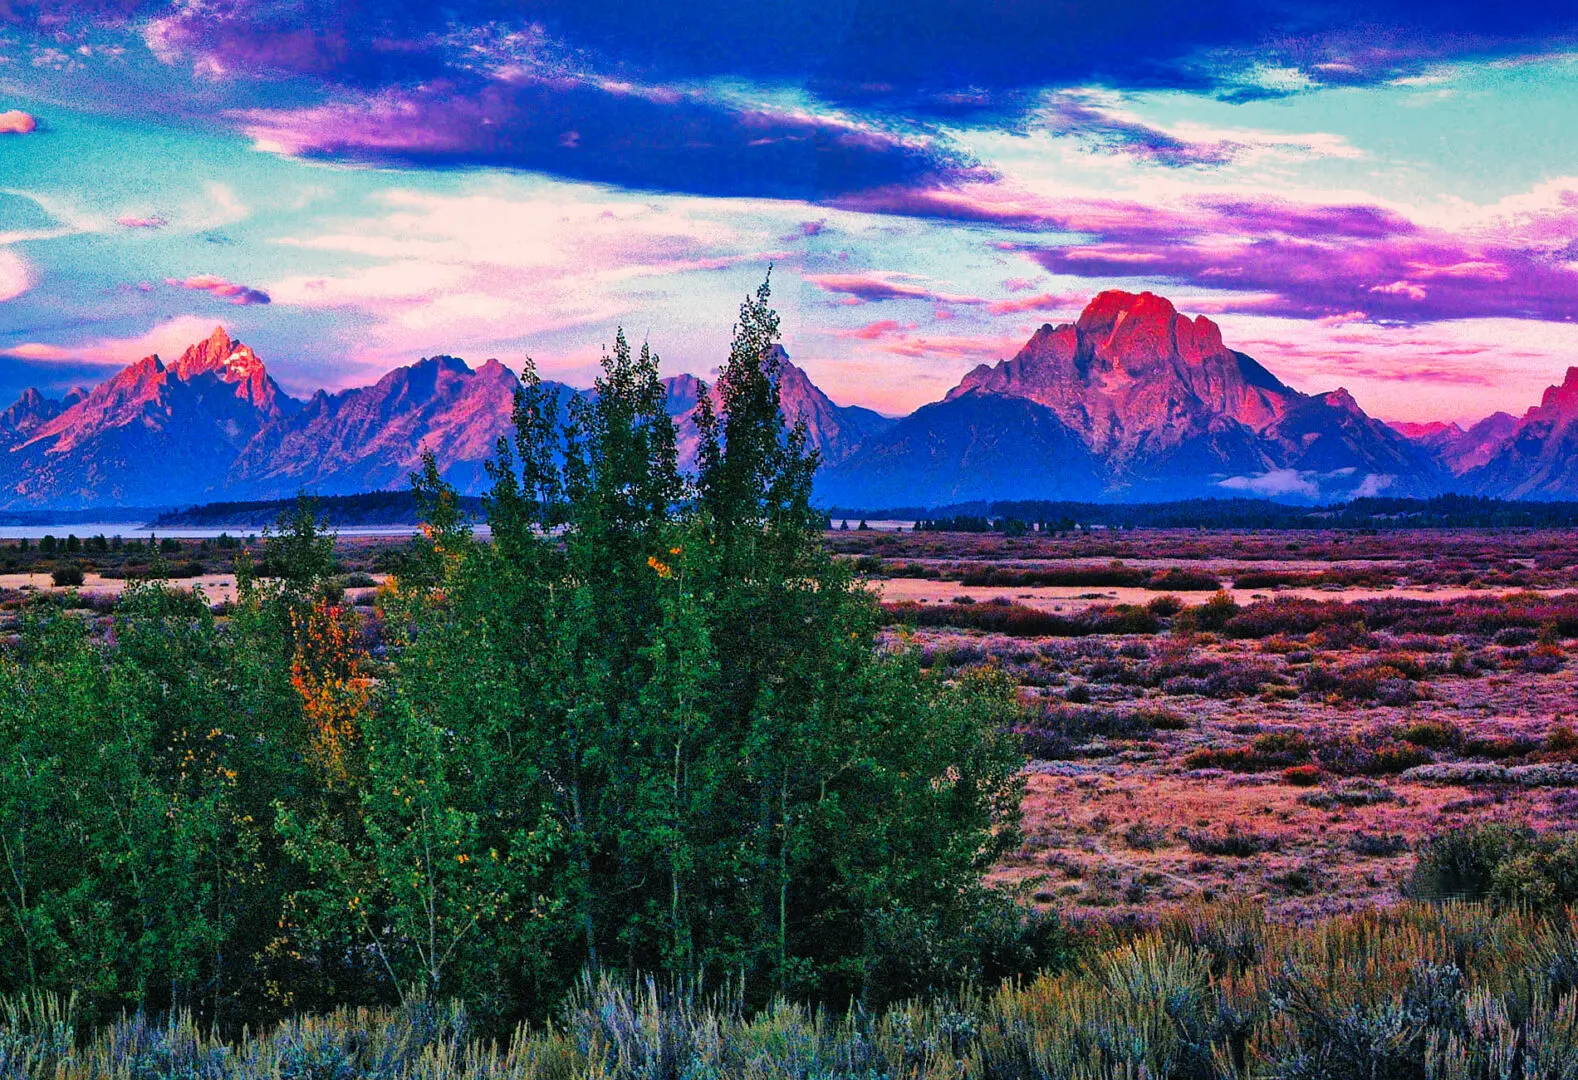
0, 523, 435, 540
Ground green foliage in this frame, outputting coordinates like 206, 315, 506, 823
1411, 823, 1578, 911
0, 280, 1027, 1028
49, 564, 83, 587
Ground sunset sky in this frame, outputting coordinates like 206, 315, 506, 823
4, 3, 1578, 424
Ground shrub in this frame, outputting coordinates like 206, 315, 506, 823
1282, 764, 1322, 786
50, 564, 84, 587
1181, 825, 1279, 857
1145, 568, 1221, 591
1146, 593, 1183, 617
1185, 732, 1312, 772
1349, 832, 1409, 857
1185, 590, 1239, 632
1396, 720, 1461, 750
1408, 824, 1578, 911
1123, 821, 1169, 851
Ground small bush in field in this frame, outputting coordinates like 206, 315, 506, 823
1282, 764, 1322, 786
1406, 824, 1578, 912
1146, 568, 1220, 592
50, 563, 85, 587
1131, 706, 1189, 730
1183, 590, 1239, 633
1182, 825, 1280, 857
1271, 867, 1317, 895
1523, 643, 1565, 673
1397, 720, 1461, 750
1146, 593, 1183, 617
1186, 731, 1312, 772
1548, 724, 1578, 756
1123, 821, 1169, 851
1349, 832, 1409, 857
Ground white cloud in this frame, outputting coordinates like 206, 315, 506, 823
1216, 469, 1321, 498
0, 250, 32, 301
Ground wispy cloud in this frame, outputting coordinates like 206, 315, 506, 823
805, 272, 987, 306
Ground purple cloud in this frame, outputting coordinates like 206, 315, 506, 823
836, 183, 1578, 325
167, 274, 271, 305
805, 272, 988, 306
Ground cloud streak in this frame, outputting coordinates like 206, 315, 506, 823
839, 181, 1578, 325
167, 274, 271, 305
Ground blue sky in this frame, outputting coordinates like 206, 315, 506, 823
4, 3, 1578, 423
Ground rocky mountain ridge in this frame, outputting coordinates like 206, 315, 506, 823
6, 296, 1577, 510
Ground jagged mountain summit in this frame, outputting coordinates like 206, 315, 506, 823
817, 290, 1447, 506
228, 355, 525, 499
0, 328, 297, 509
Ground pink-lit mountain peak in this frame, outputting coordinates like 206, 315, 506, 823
1075, 290, 1229, 372
1536, 366, 1578, 415
947, 289, 1294, 459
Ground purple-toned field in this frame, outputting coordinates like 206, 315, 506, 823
838, 528, 1578, 922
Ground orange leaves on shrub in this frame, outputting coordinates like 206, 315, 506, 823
291, 598, 371, 783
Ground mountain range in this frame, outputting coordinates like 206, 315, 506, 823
4, 292, 1578, 511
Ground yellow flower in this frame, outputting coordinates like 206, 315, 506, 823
647, 555, 672, 578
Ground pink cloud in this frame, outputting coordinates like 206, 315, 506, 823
841, 319, 913, 340
167, 274, 271, 305
117, 215, 168, 229
0, 111, 37, 135
987, 291, 1084, 315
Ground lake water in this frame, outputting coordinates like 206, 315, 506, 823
0, 523, 433, 540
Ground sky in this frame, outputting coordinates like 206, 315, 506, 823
3, 3, 1578, 425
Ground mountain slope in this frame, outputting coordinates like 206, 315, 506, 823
814, 390, 1103, 506
822, 290, 1448, 506
1391, 413, 1518, 475
228, 356, 529, 499
1463, 369, 1578, 498
667, 346, 892, 469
